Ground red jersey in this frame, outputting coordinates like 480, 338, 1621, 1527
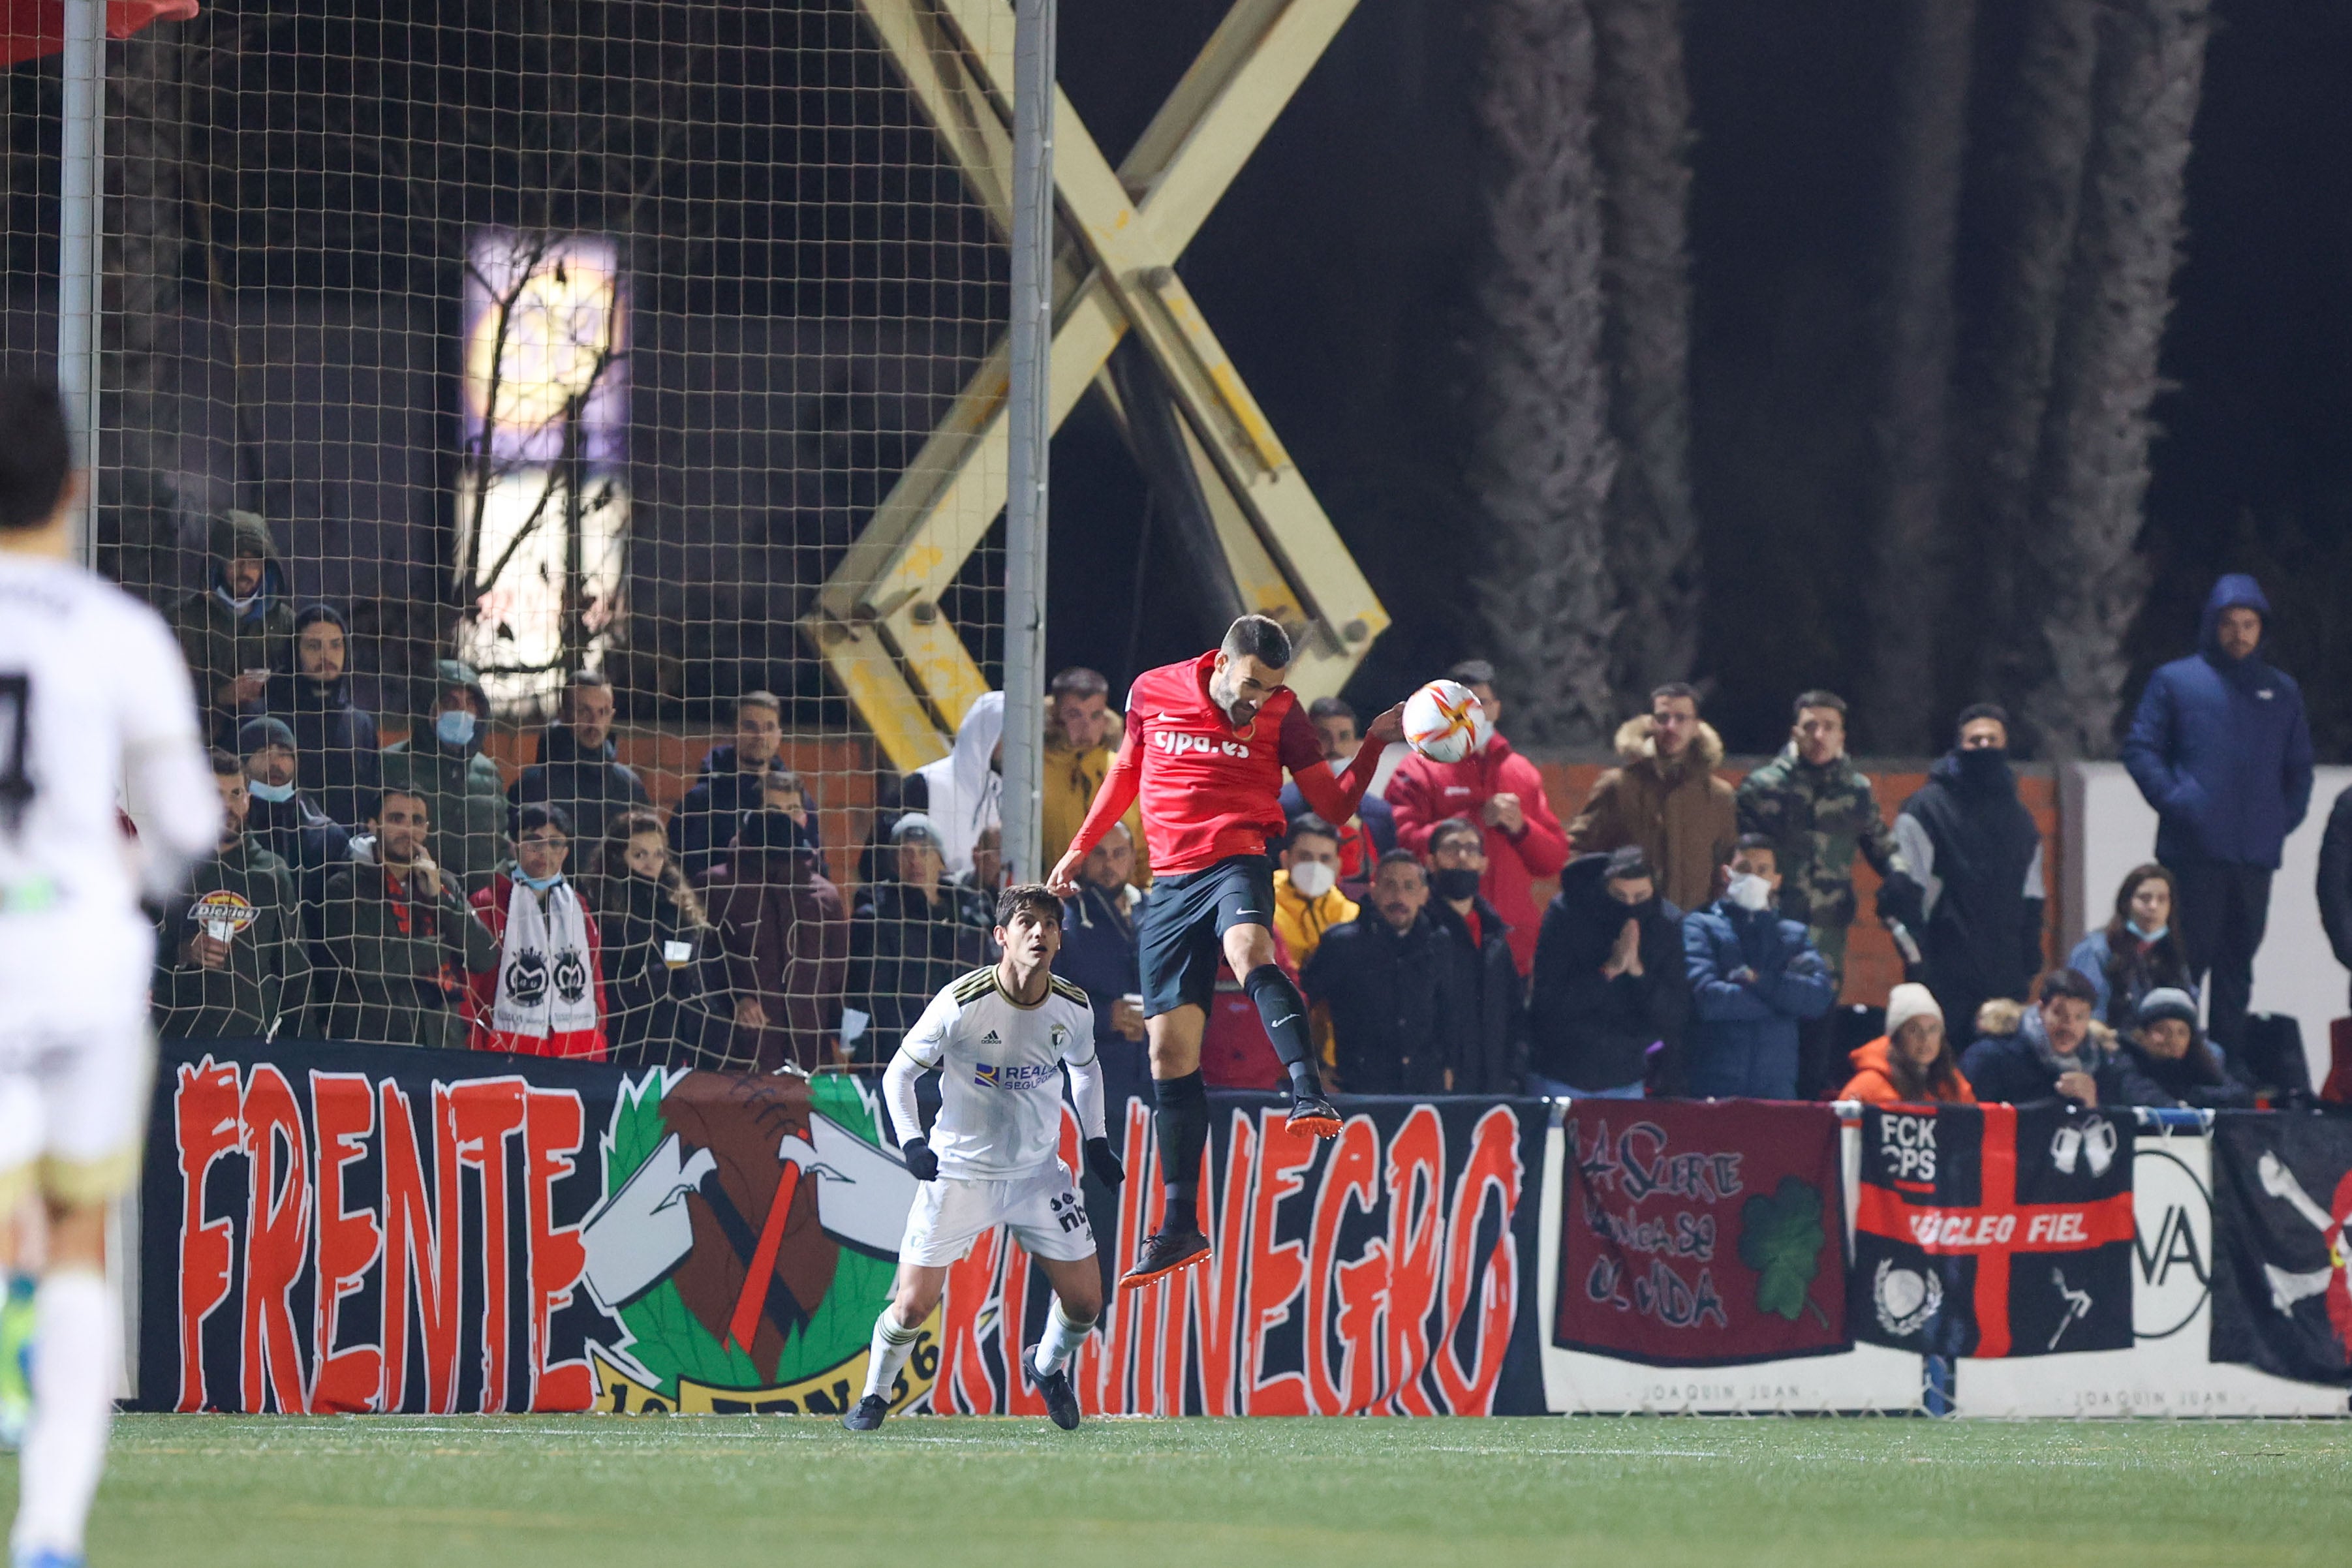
1069, 651, 1382, 877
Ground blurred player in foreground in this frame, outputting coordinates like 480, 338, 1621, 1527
0, 379, 218, 1568
1048, 615, 1404, 1289
845, 884, 1123, 1432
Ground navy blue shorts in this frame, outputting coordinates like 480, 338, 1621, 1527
1137, 853, 1277, 1019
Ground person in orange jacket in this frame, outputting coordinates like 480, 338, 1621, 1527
1838, 982, 1973, 1105
1385, 659, 1570, 976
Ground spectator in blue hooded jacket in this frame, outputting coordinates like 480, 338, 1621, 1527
1681, 836, 1837, 1098
2122, 574, 2315, 1055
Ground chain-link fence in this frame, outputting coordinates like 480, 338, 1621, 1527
6, 0, 1023, 1069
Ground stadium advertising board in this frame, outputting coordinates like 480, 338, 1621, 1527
1555, 1100, 1849, 1366
136, 1039, 1551, 1416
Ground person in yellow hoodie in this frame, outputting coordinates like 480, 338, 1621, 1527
1042, 666, 1150, 883
1273, 815, 1358, 1071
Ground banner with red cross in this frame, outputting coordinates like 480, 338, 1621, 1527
1851, 1103, 2136, 1358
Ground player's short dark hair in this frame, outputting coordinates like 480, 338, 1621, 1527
0, 377, 72, 532
374, 786, 430, 821
2036, 966, 2099, 1007
208, 747, 243, 776
1957, 701, 2010, 734
516, 803, 573, 840
1286, 813, 1342, 850
1793, 689, 1847, 718
995, 882, 1064, 928
1429, 816, 1484, 855
1734, 833, 1777, 857
1373, 848, 1425, 881
1447, 658, 1496, 689
1049, 666, 1108, 700
1650, 681, 1700, 707
737, 690, 782, 718
1221, 614, 1292, 669
1306, 696, 1355, 724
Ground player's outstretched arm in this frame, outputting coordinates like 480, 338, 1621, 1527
1050, 720, 1144, 894
880, 1045, 938, 1179
1284, 699, 1404, 827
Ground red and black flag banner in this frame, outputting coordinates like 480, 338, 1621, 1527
2210, 1111, 2352, 1385
1852, 1103, 2135, 1357
1556, 1100, 1848, 1366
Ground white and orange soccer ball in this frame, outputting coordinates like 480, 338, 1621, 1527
1402, 679, 1492, 764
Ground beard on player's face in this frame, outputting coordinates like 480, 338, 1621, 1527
1211, 654, 1284, 726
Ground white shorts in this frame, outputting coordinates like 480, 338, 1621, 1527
899, 1161, 1097, 1267
0, 1015, 155, 1210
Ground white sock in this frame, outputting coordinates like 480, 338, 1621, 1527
11, 1269, 116, 1560
861, 1310, 922, 1403
1032, 1299, 1096, 1377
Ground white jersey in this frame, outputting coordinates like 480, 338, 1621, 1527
898, 966, 1097, 1180
0, 553, 217, 1029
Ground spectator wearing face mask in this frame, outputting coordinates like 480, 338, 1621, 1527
381, 658, 508, 894
464, 805, 610, 1059
1526, 847, 1690, 1099
1425, 816, 1524, 1094
1042, 666, 1149, 883
2066, 863, 2197, 1030
1681, 836, 1836, 1099
1280, 696, 1396, 892
1837, 983, 1973, 1106
237, 716, 350, 920
1962, 967, 2119, 1109
1272, 813, 1357, 968
1890, 704, 2047, 1040
2111, 987, 2253, 1110
264, 602, 380, 829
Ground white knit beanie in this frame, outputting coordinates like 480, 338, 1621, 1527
1884, 983, 1943, 1039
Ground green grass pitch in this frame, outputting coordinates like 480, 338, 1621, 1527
17, 1414, 2349, 1567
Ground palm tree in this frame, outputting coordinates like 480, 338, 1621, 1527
1472, 0, 1622, 745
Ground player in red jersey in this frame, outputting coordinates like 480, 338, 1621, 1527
1049, 615, 1402, 1287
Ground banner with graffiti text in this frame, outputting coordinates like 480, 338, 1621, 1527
1555, 1100, 1848, 1367
137, 1039, 1549, 1417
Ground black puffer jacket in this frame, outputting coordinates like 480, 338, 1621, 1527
847, 879, 993, 1061
1429, 895, 1524, 1094
1302, 911, 1450, 1096
511, 722, 650, 848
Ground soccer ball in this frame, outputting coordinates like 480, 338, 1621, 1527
1402, 679, 1491, 763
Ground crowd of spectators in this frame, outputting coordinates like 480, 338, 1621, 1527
146, 550, 2352, 1109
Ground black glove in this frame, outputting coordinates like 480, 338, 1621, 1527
901, 1135, 939, 1182
1875, 872, 1926, 930
1083, 1135, 1124, 1190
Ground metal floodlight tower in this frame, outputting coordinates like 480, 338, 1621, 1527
804, 0, 1392, 776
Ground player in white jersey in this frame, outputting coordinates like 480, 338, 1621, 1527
844, 883, 1126, 1432
0, 380, 219, 1568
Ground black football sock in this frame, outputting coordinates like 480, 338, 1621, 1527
1152, 1069, 1209, 1235
1243, 964, 1323, 1099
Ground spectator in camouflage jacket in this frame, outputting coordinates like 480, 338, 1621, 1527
320, 785, 500, 1050
1736, 692, 1913, 1098
166, 509, 295, 748
1734, 690, 1911, 979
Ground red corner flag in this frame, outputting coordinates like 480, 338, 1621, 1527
3, 1, 199, 68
